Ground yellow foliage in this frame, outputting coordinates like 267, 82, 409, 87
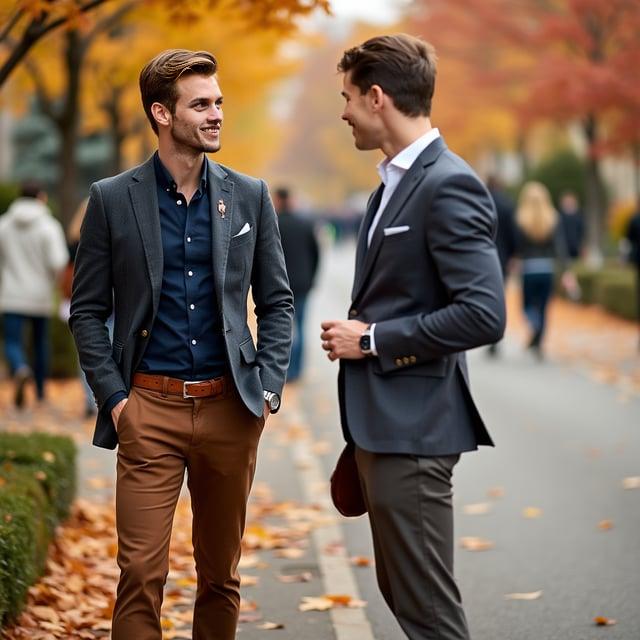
609, 199, 637, 241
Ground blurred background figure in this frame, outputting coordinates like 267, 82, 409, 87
515, 181, 578, 358
625, 208, 640, 350
558, 190, 585, 260
273, 186, 320, 383
59, 198, 99, 417
0, 182, 68, 407
487, 175, 517, 357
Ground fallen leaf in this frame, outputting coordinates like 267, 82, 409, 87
487, 486, 505, 499
240, 574, 260, 587
298, 596, 334, 612
504, 591, 543, 600
622, 476, 640, 490
598, 520, 614, 531
277, 572, 313, 583
462, 502, 492, 515
274, 548, 305, 559
522, 507, 543, 519
257, 622, 285, 630
459, 537, 494, 551
350, 556, 373, 567
594, 616, 617, 626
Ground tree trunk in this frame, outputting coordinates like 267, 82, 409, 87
582, 114, 607, 266
55, 30, 84, 229
632, 141, 640, 213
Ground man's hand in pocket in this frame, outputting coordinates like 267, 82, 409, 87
111, 398, 128, 429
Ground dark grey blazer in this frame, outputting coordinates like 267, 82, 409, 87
70, 156, 293, 450
339, 137, 506, 456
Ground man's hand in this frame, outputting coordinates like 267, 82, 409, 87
111, 398, 128, 430
320, 319, 369, 361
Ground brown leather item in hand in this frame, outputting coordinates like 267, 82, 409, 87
330, 442, 367, 517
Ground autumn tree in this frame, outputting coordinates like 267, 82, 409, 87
409, 0, 640, 259
0, 0, 329, 87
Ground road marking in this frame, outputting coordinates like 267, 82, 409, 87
285, 395, 375, 640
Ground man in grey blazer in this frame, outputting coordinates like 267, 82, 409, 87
321, 35, 506, 639
70, 49, 292, 639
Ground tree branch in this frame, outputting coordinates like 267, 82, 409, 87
0, 4, 24, 44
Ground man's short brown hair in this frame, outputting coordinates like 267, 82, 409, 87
338, 34, 437, 117
139, 49, 217, 135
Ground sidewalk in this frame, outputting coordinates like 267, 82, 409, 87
1, 266, 638, 638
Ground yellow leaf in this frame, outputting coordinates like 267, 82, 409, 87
257, 622, 285, 630
462, 502, 492, 515
522, 507, 543, 519
460, 537, 494, 551
504, 590, 543, 600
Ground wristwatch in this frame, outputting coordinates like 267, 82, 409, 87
263, 390, 281, 413
359, 325, 373, 356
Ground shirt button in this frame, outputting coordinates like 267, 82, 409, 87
187, 237, 192, 243
188, 270, 193, 276
177, 199, 183, 205
190, 304, 195, 310
191, 339, 197, 345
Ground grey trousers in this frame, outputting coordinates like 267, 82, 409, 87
355, 447, 470, 640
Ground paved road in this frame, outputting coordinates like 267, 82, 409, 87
285, 239, 640, 640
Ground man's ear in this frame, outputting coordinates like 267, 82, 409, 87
151, 102, 171, 129
368, 84, 385, 111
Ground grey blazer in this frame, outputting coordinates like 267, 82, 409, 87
339, 137, 506, 456
70, 156, 293, 450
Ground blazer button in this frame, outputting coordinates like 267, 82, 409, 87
349, 309, 358, 318
395, 358, 403, 367
409, 355, 417, 364
140, 329, 149, 338
403, 356, 410, 365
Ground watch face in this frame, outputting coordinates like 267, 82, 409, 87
269, 395, 280, 411
360, 334, 371, 351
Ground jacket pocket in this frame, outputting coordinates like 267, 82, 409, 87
239, 337, 257, 364
373, 357, 447, 378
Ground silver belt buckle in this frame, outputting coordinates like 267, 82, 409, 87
183, 380, 202, 398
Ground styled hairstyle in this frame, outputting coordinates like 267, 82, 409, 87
516, 181, 558, 243
19, 181, 45, 199
139, 49, 217, 135
337, 34, 437, 117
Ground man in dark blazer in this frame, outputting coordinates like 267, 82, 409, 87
70, 49, 293, 639
321, 35, 505, 640
273, 186, 320, 381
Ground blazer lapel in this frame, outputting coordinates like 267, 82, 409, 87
129, 157, 163, 314
207, 160, 233, 311
351, 183, 384, 299
352, 137, 448, 304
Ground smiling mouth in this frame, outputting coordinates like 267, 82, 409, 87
201, 127, 220, 135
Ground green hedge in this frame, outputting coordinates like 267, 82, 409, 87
565, 263, 638, 321
0, 434, 76, 626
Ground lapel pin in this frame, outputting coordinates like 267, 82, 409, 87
217, 199, 226, 218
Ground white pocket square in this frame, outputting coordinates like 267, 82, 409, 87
232, 223, 251, 238
383, 225, 410, 237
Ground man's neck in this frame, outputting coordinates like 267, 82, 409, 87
157, 144, 205, 198
381, 116, 432, 160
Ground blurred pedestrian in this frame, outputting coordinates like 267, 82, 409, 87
515, 181, 578, 358
321, 35, 505, 640
625, 208, 640, 349
558, 189, 585, 259
274, 186, 320, 382
487, 175, 517, 356
70, 49, 292, 640
0, 182, 68, 408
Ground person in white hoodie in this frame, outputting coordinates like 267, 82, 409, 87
0, 182, 68, 407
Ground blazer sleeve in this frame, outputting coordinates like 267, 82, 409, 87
373, 171, 506, 372
69, 182, 126, 409
250, 180, 294, 395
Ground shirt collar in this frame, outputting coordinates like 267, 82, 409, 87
153, 151, 208, 193
377, 128, 440, 184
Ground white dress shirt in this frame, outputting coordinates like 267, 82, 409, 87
367, 128, 441, 355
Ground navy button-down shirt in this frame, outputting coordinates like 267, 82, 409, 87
103, 155, 228, 414
135, 153, 228, 380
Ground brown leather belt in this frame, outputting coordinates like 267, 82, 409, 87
132, 372, 229, 398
